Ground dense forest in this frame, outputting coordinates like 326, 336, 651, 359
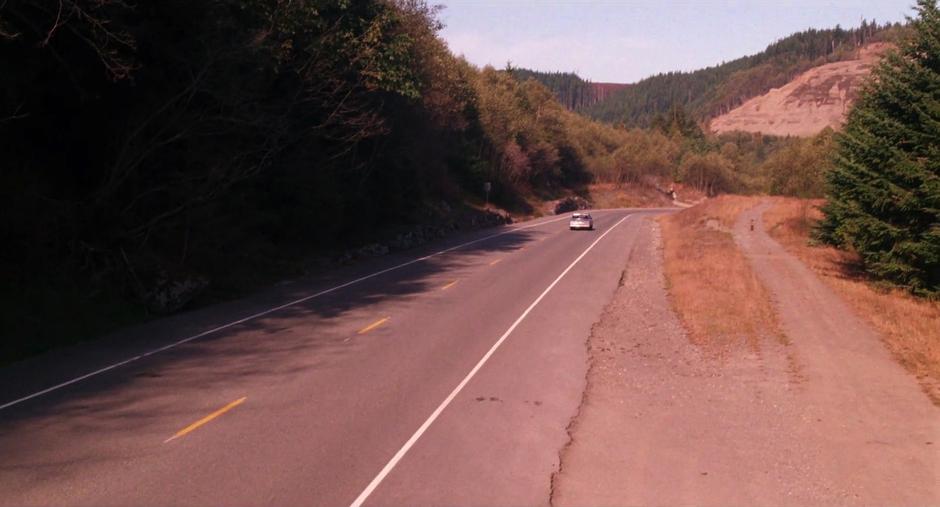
0, 0, 633, 361
586, 20, 906, 127
510, 68, 628, 112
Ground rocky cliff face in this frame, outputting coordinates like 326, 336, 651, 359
709, 43, 891, 137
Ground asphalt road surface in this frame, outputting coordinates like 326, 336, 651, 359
0, 209, 662, 507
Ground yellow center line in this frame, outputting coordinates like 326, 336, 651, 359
358, 316, 390, 334
164, 397, 246, 443
441, 280, 459, 290
489, 258, 502, 266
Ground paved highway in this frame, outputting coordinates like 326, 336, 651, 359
0, 209, 666, 506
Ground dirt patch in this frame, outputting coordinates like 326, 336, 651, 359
764, 197, 940, 405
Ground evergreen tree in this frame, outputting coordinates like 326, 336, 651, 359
817, 0, 940, 296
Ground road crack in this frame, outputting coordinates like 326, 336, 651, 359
549, 250, 635, 506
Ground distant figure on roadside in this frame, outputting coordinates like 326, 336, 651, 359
750, 219, 755, 231
668, 186, 677, 201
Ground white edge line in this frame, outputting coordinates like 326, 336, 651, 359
348, 213, 632, 507
0, 214, 576, 412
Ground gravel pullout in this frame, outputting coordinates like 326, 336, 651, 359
553, 214, 939, 506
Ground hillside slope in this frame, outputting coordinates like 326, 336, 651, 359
709, 43, 890, 136
584, 22, 903, 127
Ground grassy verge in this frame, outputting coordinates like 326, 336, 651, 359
658, 195, 782, 353
764, 197, 940, 404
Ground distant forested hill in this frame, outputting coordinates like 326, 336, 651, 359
574, 20, 906, 127
511, 68, 629, 112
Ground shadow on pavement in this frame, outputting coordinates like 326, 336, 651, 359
0, 224, 545, 432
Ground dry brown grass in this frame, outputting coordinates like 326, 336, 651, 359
764, 197, 940, 404
659, 195, 781, 352
588, 183, 672, 209
588, 182, 706, 210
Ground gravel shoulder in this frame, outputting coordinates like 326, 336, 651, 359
553, 211, 939, 506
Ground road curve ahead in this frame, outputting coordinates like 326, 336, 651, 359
0, 209, 666, 507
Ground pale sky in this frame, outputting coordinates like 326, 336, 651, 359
438, 0, 913, 83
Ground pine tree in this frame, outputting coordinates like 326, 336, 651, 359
817, 0, 940, 296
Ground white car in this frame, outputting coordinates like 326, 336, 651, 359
569, 212, 594, 230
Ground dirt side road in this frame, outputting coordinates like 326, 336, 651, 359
553, 213, 938, 506
734, 201, 938, 504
